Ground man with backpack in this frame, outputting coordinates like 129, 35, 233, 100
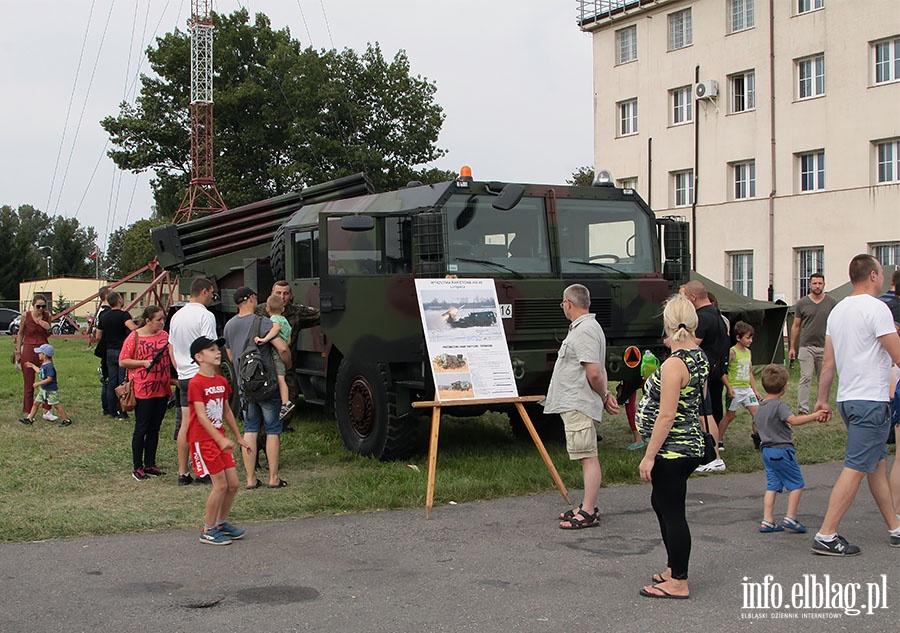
878, 268, 900, 328
223, 287, 291, 489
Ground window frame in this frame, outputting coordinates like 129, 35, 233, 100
618, 98, 638, 137
617, 177, 638, 192
728, 251, 754, 297
798, 151, 825, 192
668, 8, 693, 51
729, 0, 755, 34
672, 170, 694, 208
616, 25, 638, 65
797, 54, 825, 99
872, 242, 900, 267
876, 139, 900, 184
872, 36, 900, 85
795, 247, 824, 300
733, 160, 757, 200
730, 70, 756, 113
670, 86, 694, 126
797, 0, 824, 15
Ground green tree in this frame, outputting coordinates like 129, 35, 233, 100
104, 218, 168, 279
49, 216, 98, 278
567, 166, 596, 187
102, 9, 447, 218
0, 205, 51, 299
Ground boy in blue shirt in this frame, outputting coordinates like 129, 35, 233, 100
19, 344, 72, 427
756, 364, 825, 533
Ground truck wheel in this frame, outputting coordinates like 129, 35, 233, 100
219, 357, 242, 414
508, 403, 564, 443
270, 223, 286, 281
334, 359, 415, 460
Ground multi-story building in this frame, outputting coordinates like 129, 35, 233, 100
577, 0, 900, 301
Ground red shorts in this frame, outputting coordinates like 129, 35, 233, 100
190, 438, 235, 477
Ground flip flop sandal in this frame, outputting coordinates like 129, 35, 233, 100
246, 481, 262, 490
639, 585, 690, 600
759, 520, 784, 533
268, 479, 288, 488
559, 510, 599, 530
651, 573, 669, 584
558, 504, 599, 521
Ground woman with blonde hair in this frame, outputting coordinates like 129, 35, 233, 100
636, 294, 708, 599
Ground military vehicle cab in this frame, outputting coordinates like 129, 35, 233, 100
153, 169, 690, 460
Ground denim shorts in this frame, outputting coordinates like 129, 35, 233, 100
242, 395, 283, 435
762, 446, 805, 492
839, 400, 890, 473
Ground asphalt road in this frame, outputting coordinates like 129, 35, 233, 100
1, 462, 898, 632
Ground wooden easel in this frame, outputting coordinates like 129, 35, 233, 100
411, 395, 570, 518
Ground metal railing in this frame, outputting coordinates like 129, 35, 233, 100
576, 0, 655, 27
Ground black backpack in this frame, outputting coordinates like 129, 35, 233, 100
237, 315, 279, 402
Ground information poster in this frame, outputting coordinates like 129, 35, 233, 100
414, 278, 519, 402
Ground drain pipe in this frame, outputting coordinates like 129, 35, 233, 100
691, 64, 700, 271
767, 0, 776, 301
647, 137, 652, 208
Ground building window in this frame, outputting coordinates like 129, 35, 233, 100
729, 252, 754, 297
616, 25, 637, 65
673, 170, 694, 207
618, 99, 638, 137
797, 54, 825, 99
876, 139, 900, 183
872, 242, 900, 266
797, 0, 824, 14
668, 9, 692, 51
873, 37, 900, 84
799, 151, 825, 191
617, 177, 638, 192
729, 0, 754, 33
733, 161, 756, 199
671, 86, 693, 125
730, 70, 756, 113
796, 247, 824, 300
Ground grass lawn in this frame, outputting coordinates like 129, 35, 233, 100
0, 336, 872, 543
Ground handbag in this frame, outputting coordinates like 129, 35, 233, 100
700, 430, 717, 465
114, 331, 139, 412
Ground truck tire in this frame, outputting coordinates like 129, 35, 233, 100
270, 223, 286, 281
508, 403, 564, 443
334, 359, 415, 460
219, 357, 242, 414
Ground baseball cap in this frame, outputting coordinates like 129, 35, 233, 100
190, 336, 226, 362
234, 286, 256, 304
34, 344, 55, 357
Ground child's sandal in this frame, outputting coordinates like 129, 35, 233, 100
759, 520, 784, 533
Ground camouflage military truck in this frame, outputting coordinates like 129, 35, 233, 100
153, 170, 691, 460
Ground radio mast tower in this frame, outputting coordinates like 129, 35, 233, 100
174, 0, 226, 224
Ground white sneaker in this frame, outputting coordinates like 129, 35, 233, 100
42, 411, 59, 422
695, 458, 726, 473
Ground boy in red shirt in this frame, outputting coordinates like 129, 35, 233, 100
187, 336, 252, 545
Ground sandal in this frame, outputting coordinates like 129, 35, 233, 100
246, 481, 262, 490
651, 573, 670, 584
558, 503, 599, 521
559, 509, 599, 530
781, 517, 807, 533
268, 479, 288, 488
759, 520, 784, 533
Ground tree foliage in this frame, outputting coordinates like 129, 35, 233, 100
102, 9, 447, 218
104, 218, 168, 279
567, 166, 596, 187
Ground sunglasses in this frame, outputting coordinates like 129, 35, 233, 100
34, 304, 46, 308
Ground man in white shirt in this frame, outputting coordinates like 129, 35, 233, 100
812, 255, 900, 556
168, 277, 217, 485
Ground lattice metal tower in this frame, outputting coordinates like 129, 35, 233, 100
174, 0, 226, 224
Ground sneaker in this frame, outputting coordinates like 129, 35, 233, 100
42, 411, 59, 422
132, 468, 149, 481
199, 527, 232, 546
279, 401, 295, 421
695, 458, 726, 474
178, 473, 194, 486
626, 440, 645, 451
116, 412, 129, 420
216, 521, 245, 540
751, 432, 762, 451
718, 441, 725, 452
782, 517, 808, 533
890, 532, 900, 548
18, 417, 33, 426
57, 419, 72, 427
811, 534, 861, 556
144, 466, 166, 477
196, 474, 211, 485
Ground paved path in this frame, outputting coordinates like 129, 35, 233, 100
1, 462, 897, 632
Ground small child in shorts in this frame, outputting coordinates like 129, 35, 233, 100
719, 321, 761, 450
19, 344, 71, 427
187, 336, 252, 545
253, 294, 294, 420
756, 364, 826, 534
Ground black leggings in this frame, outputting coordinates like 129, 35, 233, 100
650, 456, 701, 580
133, 396, 168, 470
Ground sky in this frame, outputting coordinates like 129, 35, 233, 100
0, 1, 594, 254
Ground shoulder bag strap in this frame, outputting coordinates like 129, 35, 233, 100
242, 315, 261, 356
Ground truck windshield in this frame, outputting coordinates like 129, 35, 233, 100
556, 198, 655, 274
445, 194, 551, 274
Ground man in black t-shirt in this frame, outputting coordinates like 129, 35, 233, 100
682, 280, 729, 472
93, 285, 112, 415
96, 291, 136, 419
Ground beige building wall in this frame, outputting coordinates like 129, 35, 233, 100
18, 278, 170, 318
581, 0, 900, 301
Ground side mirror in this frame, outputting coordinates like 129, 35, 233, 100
340, 215, 374, 231
492, 183, 525, 211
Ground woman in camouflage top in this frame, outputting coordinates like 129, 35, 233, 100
636, 294, 708, 600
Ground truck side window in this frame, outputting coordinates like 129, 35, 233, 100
292, 229, 319, 279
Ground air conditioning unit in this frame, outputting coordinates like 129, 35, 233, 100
695, 80, 718, 100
